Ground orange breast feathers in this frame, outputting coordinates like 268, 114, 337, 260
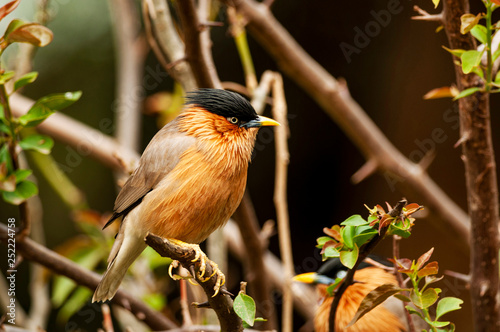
315, 267, 405, 332
140, 108, 257, 244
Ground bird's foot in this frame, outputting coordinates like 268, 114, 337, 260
167, 239, 226, 297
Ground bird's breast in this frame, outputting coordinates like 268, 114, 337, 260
139, 145, 248, 244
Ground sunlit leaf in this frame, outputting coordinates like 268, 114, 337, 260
2, 179, 37, 205
346, 283, 403, 328
0, 71, 15, 84
432, 0, 440, 9
461, 50, 483, 74
316, 236, 334, 248
341, 214, 369, 226
18, 105, 54, 128
13, 71, 38, 92
410, 288, 439, 309
471, 24, 488, 44
416, 248, 434, 270
339, 243, 358, 269
453, 87, 482, 100
323, 225, 341, 241
405, 305, 424, 319
321, 240, 341, 259
436, 297, 463, 319
442, 46, 466, 58
425, 317, 450, 328
233, 293, 256, 326
418, 261, 439, 278
19, 134, 54, 154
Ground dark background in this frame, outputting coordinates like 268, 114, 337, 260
2, 0, 494, 330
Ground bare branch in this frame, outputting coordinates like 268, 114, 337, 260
0, 224, 178, 330
144, 233, 243, 332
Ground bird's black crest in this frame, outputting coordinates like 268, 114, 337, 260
185, 89, 258, 122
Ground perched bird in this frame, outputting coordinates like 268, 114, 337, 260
293, 258, 406, 332
93, 89, 279, 302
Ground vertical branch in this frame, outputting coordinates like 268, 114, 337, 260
442, 1, 500, 330
271, 73, 293, 332
108, 0, 146, 155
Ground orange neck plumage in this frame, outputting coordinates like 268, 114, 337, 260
177, 107, 258, 174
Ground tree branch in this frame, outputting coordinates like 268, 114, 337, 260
144, 233, 243, 332
0, 224, 178, 330
441, 0, 500, 329
223, 0, 471, 248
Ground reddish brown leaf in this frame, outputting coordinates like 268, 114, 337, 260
418, 261, 439, 278
416, 247, 434, 270
423, 86, 459, 99
324, 225, 341, 241
0, 0, 21, 21
404, 203, 424, 216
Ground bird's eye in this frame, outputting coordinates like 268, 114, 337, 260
228, 117, 239, 125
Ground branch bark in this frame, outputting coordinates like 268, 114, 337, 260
223, 0, 471, 247
441, 1, 500, 330
0, 224, 178, 331
144, 233, 243, 332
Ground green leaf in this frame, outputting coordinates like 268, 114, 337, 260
325, 277, 344, 296
471, 24, 488, 44
346, 283, 403, 328
388, 222, 412, 238
233, 293, 256, 327
2, 179, 37, 205
322, 242, 340, 259
341, 226, 355, 249
405, 305, 424, 319
341, 214, 369, 226
34, 91, 82, 111
493, 48, 500, 62
352, 226, 377, 247
339, 243, 358, 269
55, 286, 92, 325
453, 87, 482, 100
436, 297, 464, 319
316, 236, 333, 248
0, 71, 15, 84
13, 169, 32, 183
19, 134, 53, 154
4, 19, 25, 38
142, 293, 166, 311
425, 318, 450, 328
18, 105, 54, 127
442, 46, 466, 57
5, 22, 53, 47
13, 71, 38, 92
461, 50, 483, 74
410, 288, 439, 309
394, 293, 411, 302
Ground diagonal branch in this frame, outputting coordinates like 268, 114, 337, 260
222, 0, 470, 248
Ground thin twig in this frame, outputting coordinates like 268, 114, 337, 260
411, 5, 443, 22
393, 235, 416, 332
271, 73, 293, 332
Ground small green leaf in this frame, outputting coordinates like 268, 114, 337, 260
352, 228, 377, 248
442, 46, 466, 57
461, 50, 483, 74
493, 48, 500, 62
453, 87, 482, 100
346, 283, 403, 328
4, 19, 25, 38
436, 297, 463, 319
425, 318, 450, 328
0, 71, 15, 84
14, 71, 38, 92
233, 293, 256, 327
19, 134, 53, 154
18, 105, 54, 127
341, 226, 355, 249
325, 277, 344, 296
35, 91, 82, 111
13, 169, 32, 183
2, 179, 37, 205
316, 236, 334, 248
339, 243, 358, 269
341, 215, 369, 226
471, 24, 488, 44
394, 293, 411, 302
322, 242, 340, 259
410, 288, 439, 309
405, 305, 424, 319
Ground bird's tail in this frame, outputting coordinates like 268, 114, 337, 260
92, 232, 146, 302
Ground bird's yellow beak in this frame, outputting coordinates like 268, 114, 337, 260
292, 272, 319, 284
292, 272, 337, 285
242, 115, 280, 128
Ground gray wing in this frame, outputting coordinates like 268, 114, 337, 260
104, 119, 196, 228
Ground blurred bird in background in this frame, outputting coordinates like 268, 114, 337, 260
92, 89, 279, 302
293, 258, 406, 332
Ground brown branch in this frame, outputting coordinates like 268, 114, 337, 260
328, 199, 407, 332
0, 224, 178, 330
175, 0, 221, 89
223, 0, 471, 248
441, 0, 500, 330
144, 233, 243, 332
